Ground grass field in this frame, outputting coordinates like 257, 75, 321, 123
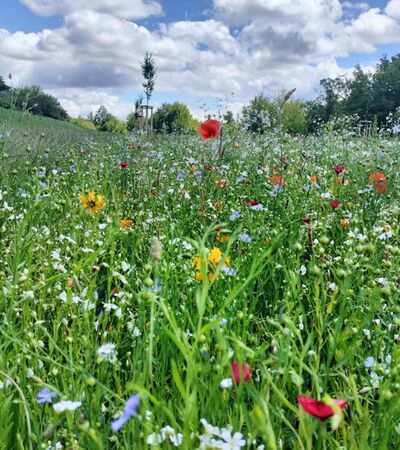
0, 110, 399, 449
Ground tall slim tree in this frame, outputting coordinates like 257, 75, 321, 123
141, 52, 157, 107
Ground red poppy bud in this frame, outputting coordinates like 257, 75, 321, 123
250, 200, 259, 206
302, 217, 311, 223
331, 201, 340, 209
198, 119, 221, 139
334, 165, 345, 174
230, 362, 252, 384
297, 395, 347, 419
119, 161, 129, 168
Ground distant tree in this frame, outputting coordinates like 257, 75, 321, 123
153, 102, 195, 133
92, 106, 114, 130
281, 101, 307, 134
242, 94, 279, 133
141, 53, 157, 107
126, 95, 143, 131
12, 85, 68, 120
223, 110, 235, 125
370, 54, 400, 124
343, 65, 373, 119
0, 76, 10, 92
319, 77, 346, 122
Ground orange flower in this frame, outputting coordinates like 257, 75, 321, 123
268, 174, 286, 185
217, 235, 230, 243
340, 219, 350, 229
369, 172, 387, 194
190, 167, 197, 173
120, 219, 133, 228
310, 175, 318, 184
214, 201, 223, 211
215, 180, 228, 189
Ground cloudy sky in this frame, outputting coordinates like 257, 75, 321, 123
1, 0, 399, 119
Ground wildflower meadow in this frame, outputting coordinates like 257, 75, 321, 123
0, 116, 399, 449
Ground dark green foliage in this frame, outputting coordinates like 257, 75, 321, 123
311, 54, 400, 127
141, 52, 157, 107
0, 76, 10, 92
153, 102, 195, 133
242, 94, 279, 133
10, 85, 69, 120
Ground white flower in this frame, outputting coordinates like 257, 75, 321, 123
53, 400, 81, 412
97, 343, 117, 363
121, 261, 131, 272
299, 265, 307, 276
161, 426, 183, 447
219, 428, 246, 449
147, 432, 164, 446
219, 378, 233, 389
328, 282, 337, 291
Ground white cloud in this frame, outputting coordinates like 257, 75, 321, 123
21, 0, 163, 20
386, 0, 400, 20
1, 0, 399, 118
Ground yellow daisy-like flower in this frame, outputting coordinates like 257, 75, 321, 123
193, 247, 231, 281
80, 191, 106, 214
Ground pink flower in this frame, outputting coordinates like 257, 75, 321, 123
297, 396, 347, 419
230, 362, 252, 384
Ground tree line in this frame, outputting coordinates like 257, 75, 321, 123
1, 53, 400, 135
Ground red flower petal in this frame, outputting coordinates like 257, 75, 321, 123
334, 165, 345, 174
302, 217, 311, 223
297, 396, 347, 419
198, 119, 221, 140
331, 201, 340, 209
230, 362, 252, 384
119, 161, 129, 168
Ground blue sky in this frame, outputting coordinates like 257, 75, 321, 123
1, 0, 399, 118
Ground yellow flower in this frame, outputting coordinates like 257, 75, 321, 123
193, 247, 230, 281
80, 191, 106, 214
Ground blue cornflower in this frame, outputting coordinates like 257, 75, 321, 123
176, 172, 185, 181
229, 210, 241, 221
37, 388, 57, 404
221, 266, 237, 276
364, 356, 375, 368
238, 233, 252, 243
111, 393, 140, 432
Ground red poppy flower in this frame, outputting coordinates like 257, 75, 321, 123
297, 396, 347, 419
331, 201, 340, 209
230, 362, 252, 384
334, 165, 345, 174
198, 119, 221, 139
369, 172, 387, 194
119, 161, 129, 168
302, 217, 311, 224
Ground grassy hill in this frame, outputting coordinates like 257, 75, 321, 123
0, 107, 90, 134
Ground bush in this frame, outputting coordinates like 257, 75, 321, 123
153, 102, 195, 133
281, 101, 307, 135
70, 117, 97, 130
242, 94, 279, 133
103, 117, 127, 134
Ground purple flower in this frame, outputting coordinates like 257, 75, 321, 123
238, 233, 252, 243
250, 203, 264, 210
111, 393, 140, 432
221, 266, 237, 276
37, 388, 57, 404
229, 210, 241, 221
176, 172, 185, 181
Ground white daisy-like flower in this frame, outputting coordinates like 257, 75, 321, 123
53, 400, 81, 413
